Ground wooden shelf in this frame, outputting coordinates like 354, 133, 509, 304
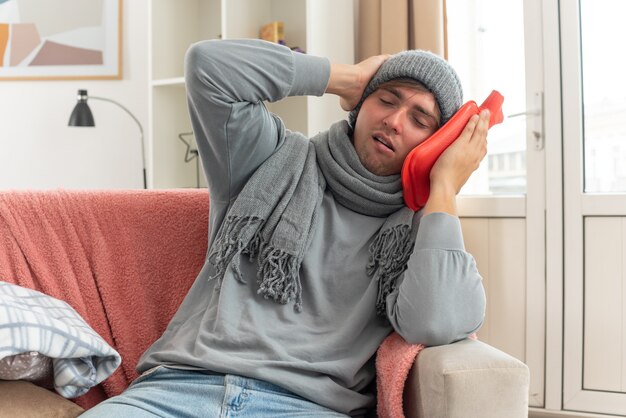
152, 77, 185, 87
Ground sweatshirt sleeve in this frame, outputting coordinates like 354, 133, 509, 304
386, 212, 486, 346
184, 39, 331, 203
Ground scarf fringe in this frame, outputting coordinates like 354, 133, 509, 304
257, 246, 303, 312
208, 215, 263, 287
367, 224, 415, 317
208, 215, 304, 312
209, 209, 414, 316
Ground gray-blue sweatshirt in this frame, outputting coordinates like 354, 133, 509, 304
137, 39, 486, 416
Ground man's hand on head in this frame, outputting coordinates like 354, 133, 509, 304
326, 55, 390, 112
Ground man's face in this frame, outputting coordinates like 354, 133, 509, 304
353, 83, 440, 176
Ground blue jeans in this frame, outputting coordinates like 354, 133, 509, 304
80, 366, 351, 417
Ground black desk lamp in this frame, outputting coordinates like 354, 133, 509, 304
68, 89, 147, 189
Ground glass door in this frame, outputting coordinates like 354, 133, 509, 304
562, 0, 626, 414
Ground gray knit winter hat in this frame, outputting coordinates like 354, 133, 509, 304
348, 50, 463, 128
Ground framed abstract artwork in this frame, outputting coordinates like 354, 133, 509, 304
0, 0, 122, 80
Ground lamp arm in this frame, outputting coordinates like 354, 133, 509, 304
90, 96, 147, 188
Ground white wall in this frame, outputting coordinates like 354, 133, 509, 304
0, 1, 149, 190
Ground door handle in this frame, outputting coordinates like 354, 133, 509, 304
507, 92, 544, 150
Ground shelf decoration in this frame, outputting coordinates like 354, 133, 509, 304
259, 20, 305, 53
178, 131, 201, 188
0, 0, 122, 80
259, 21, 284, 44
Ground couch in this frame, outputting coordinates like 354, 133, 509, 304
0, 190, 529, 417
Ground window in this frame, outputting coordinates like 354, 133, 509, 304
580, 0, 626, 193
446, 0, 527, 195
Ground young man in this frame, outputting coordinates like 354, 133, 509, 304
82, 39, 488, 417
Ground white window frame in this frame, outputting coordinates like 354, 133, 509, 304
454, 0, 548, 407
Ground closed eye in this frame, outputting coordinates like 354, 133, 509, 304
411, 114, 436, 131
412, 115, 428, 128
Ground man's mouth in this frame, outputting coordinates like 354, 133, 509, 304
373, 134, 394, 152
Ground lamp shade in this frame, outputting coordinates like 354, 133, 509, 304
68, 89, 147, 189
68, 90, 95, 127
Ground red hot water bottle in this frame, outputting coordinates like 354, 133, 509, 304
401, 90, 505, 211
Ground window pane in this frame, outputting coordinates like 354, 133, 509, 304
581, 0, 626, 193
447, 0, 527, 195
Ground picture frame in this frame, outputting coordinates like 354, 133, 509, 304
0, 0, 122, 80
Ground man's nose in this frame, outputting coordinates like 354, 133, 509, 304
383, 108, 406, 134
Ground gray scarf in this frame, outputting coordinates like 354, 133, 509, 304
208, 120, 418, 316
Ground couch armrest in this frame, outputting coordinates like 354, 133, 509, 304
403, 339, 529, 418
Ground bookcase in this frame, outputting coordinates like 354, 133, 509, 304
148, 0, 355, 188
